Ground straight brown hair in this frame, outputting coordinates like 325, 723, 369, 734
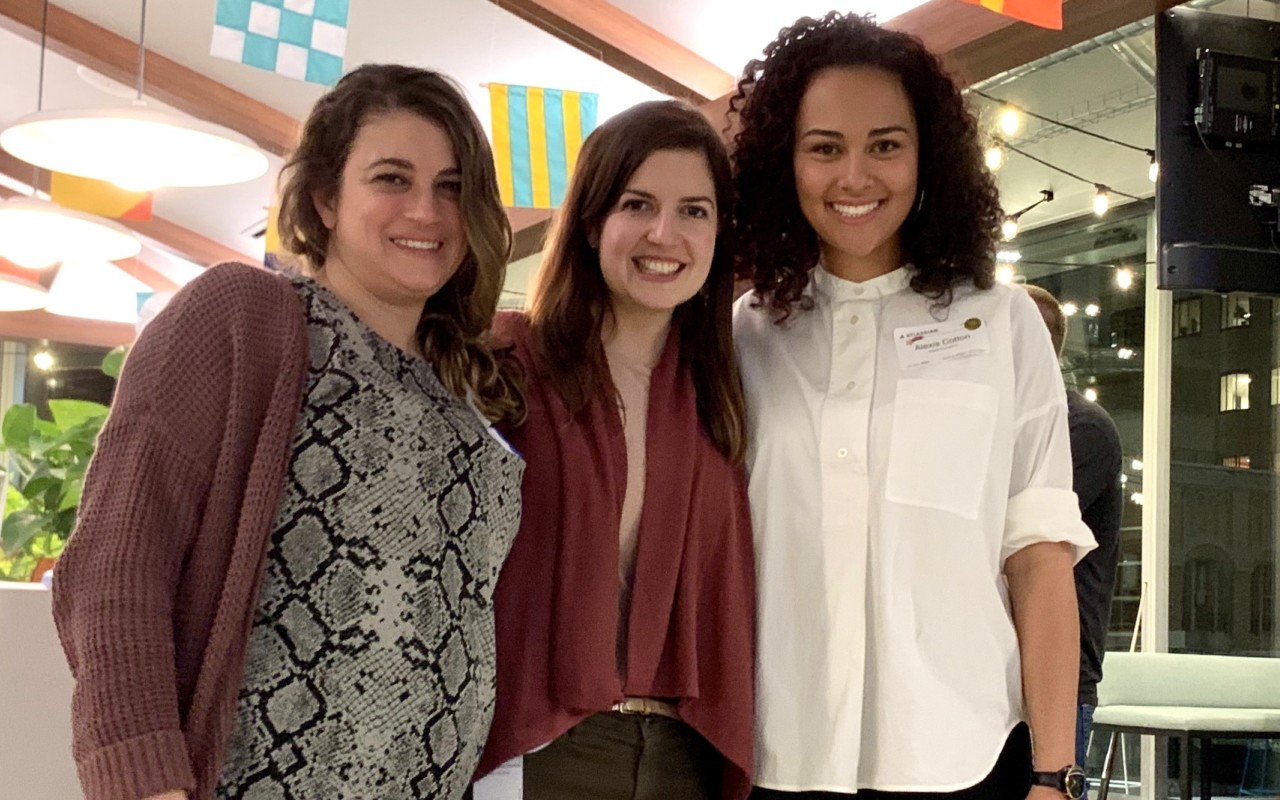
527, 100, 745, 463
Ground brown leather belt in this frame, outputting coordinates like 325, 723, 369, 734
610, 697, 681, 721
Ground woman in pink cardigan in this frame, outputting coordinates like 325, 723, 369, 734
52, 64, 524, 800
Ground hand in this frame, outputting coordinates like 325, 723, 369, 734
142, 792, 188, 800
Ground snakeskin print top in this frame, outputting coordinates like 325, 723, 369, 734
216, 275, 524, 800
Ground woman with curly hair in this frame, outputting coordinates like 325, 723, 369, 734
731, 13, 1095, 800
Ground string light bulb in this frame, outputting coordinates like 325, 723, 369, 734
1093, 186, 1111, 217
1148, 154, 1160, 183
1062, 302, 1079, 317
1115, 268, 1134, 290
995, 263, 1016, 284
1084, 386, 1099, 402
985, 146, 1005, 171
999, 106, 1022, 136
1001, 217, 1019, 240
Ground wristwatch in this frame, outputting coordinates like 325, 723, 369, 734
1031, 764, 1086, 799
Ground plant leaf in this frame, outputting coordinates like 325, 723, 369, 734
58, 477, 83, 512
2, 404, 35, 452
1, 508, 48, 556
101, 346, 127, 379
47, 399, 110, 432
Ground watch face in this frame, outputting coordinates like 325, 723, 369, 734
1064, 766, 1087, 799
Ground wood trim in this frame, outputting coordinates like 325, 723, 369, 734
0, 0, 299, 156
945, 0, 1178, 87
0, 309, 135, 348
511, 217, 551, 264
113, 257, 181, 293
488, 0, 735, 103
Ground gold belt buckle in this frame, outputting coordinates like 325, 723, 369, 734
611, 697, 679, 720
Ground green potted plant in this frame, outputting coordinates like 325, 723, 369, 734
0, 347, 124, 582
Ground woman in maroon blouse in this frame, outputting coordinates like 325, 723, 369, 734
475, 100, 755, 799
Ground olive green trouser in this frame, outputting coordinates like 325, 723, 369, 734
525, 711, 723, 799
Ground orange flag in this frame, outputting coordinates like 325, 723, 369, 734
50, 172, 153, 221
958, 0, 1062, 30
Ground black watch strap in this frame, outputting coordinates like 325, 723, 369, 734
1031, 765, 1086, 799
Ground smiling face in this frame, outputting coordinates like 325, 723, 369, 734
314, 109, 467, 310
793, 65, 919, 282
595, 148, 718, 321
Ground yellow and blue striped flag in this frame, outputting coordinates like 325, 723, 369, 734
488, 84, 599, 209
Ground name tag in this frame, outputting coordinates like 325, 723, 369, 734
894, 317, 990, 369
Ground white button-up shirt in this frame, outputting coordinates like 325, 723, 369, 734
734, 265, 1095, 793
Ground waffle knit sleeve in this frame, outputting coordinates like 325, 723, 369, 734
51, 264, 290, 800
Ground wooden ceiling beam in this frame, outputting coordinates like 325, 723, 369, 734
0, 307, 135, 348
488, 0, 735, 103
0, 0, 299, 156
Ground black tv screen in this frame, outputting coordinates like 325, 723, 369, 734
1157, 7, 1280, 293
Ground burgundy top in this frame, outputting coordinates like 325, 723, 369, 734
478, 312, 755, 799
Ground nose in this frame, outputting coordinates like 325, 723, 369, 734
405, 186, 444, 223
646, 209, 679, 246
837, 152, 873, 191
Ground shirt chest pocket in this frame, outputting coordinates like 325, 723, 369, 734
884, 378, 999, 520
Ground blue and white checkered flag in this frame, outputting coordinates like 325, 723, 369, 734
210, 0, 349, 87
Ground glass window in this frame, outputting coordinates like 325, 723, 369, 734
1222, 292, 1252, 329
1221, 372, 1252, 412
1019, 202, 1148, 658
1222, 455, 1253, 469
1174, 297, 1202, 338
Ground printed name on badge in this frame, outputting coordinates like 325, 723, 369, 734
893, 317, 991, 369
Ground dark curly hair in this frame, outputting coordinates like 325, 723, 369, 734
730, 12, 1002, 319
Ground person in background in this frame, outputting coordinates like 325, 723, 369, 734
1025, 284, 1123, 768
730, 12, 1096, 800
52, 64, 524, 800
476, 100, 755, 800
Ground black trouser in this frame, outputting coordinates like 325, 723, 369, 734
524, 711, 722, 799
751, 723, 1032, 800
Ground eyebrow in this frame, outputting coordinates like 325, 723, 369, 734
622, 188, 715, 206
366, 159, 461, 178
799, 125, 912, 139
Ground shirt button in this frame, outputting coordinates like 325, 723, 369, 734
836, 448, 849, 458
845, 381, 856, 391
853, 287, 865, 296
850, 314, 860, 326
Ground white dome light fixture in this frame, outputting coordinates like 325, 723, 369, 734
1, 107, 269, 190
0, 0, 268, 191
0, 198, 141, 270
46, 260, 151, 324
0, 265, 50, 312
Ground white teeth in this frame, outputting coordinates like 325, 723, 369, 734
392, 238, 442, 251
831, 201, 880, 218
635, 258, 682, 275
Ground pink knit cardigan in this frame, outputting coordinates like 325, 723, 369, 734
52, 263, 309, 800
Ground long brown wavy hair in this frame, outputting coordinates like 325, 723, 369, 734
730, 12, 1003, 320
277, 63, 523, 423
527, 100, 745, 463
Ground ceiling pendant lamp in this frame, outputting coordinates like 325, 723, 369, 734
0, 2, 143, 271
45, 260, 151, 324
0, 260, 51, 312
0, 0, 268, 190
0, 198, 142, 270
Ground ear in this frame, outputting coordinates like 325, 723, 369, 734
587, 225, 601, 249
313, 189, 337, 230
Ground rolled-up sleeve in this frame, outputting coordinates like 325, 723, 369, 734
1001, 291, 1096, 565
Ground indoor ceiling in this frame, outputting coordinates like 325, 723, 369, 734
1, 0, 1270, 345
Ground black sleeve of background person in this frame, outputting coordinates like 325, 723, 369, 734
1067, 390, 1123, 707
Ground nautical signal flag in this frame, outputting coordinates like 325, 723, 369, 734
488, 84, 599, 209
49, 172, 153, 221
958, 0, 1062, 30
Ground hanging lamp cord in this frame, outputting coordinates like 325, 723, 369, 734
135, 0, 147, 101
